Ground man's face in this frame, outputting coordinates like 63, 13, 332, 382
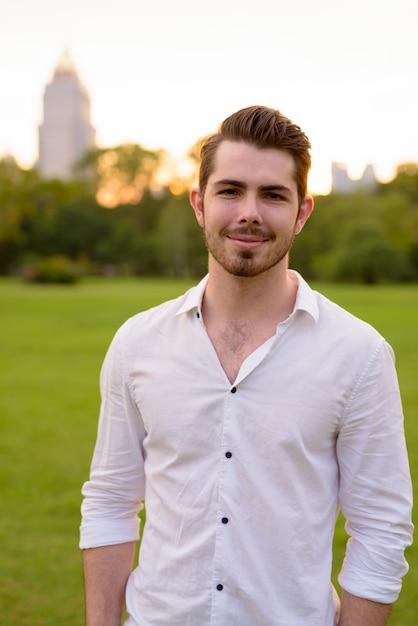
190, 140, 313, 278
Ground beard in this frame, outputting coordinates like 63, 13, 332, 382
203, 225, 295, 278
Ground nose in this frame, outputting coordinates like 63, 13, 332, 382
237, 194, 262, 224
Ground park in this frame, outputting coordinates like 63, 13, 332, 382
1, 277, 417, 625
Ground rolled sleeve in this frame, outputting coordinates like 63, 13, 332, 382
337, 340, 414, 603
80, 323, 146, 549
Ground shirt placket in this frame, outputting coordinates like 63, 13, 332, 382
208, 327, 293, 623
210, 382, 238, 623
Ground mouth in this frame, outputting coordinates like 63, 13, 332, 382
226, 230, 270, 249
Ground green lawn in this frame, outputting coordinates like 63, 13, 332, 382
0, 278, 416, 625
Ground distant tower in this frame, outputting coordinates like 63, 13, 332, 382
331, 162, 353, 194
361, 163, 377, 189
331, 162, 377, 194
38, 51, 95, 179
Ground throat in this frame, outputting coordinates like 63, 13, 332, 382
201, 271, 299, 382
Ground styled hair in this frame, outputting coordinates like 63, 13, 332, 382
199, 105, 312, 205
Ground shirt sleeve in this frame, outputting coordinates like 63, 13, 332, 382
80, 323, 146, 549
337, 339, 414, 603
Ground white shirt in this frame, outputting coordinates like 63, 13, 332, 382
80, 272, 413, 626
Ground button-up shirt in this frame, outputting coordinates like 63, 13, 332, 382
80, 272, 413, 626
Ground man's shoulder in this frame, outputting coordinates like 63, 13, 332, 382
117, 283, 199, 340
295, 272, 384, 345
126, 293, 186, 327
314, 288, 385, 347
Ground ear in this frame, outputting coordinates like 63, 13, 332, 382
294, 195, 314, 235
190, 187, 205, 228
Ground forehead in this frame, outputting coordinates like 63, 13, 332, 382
208, 140, 297, 189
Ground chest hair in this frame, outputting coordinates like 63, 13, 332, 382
211, 320, 270, 383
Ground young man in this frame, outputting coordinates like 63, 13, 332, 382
80, 106, 413, 625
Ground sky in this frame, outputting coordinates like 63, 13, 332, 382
0, 0, 417, 194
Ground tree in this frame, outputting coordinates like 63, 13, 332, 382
76, 143, 165, 208
0, 158, 42, 272
384, 163, 418, 202
292, 178, 418, 283
156, 192, 206, 278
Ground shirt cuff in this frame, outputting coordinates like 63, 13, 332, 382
79, 517, 140, 549
338, 562, 407, 604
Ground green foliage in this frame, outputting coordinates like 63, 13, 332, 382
76, 143, 165, 208
155, 191, 207, 278
0, 156, 208, 279
292, 170, 418, 282
1, 156, 418, 283
311, 227, 412, 284
0, 278, 416, 625
23, 255, 81, 284
384, 162, 418, 203
0, 159, 42, 269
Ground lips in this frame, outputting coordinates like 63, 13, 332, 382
231, 234, 267, 243
226, 231, 270, 250
225, 229, 270, 243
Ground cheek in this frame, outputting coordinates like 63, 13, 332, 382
202, 206, 227, 231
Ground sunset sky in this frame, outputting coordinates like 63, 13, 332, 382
0, 0, 417, 194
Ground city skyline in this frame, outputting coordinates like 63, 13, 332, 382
1, 0, 417, 194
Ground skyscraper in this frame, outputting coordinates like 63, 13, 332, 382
38, 51, 95, 179
331, 162, 377, 194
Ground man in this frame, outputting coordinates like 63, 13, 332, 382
80, 106, 413, 625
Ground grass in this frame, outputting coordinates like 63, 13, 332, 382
318, 283, 418, 626
0, 277, 416, 625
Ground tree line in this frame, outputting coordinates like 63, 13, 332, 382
0, 146, 417, 283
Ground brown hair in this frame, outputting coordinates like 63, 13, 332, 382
199, 106, 312, 205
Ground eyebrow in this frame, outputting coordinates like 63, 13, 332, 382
213, 179, 293, 194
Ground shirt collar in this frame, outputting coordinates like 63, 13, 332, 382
175, 271, 319, 323
175, 275, 208, 317
290, 270, 319, 323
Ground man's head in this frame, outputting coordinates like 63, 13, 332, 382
199, 106, 311, 206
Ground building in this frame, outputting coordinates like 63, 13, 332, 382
331, 162, 377, 194
37, 51, 95, 179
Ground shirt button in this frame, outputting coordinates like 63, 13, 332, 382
230, 386, 237, 393
196, 311, 200, 318
225, 451, 232, 458
221, 517, 229, 524
216, 584, 224, 591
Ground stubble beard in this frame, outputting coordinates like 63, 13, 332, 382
203, 227, 296, 278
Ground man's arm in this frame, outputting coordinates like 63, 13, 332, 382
338, 590, 391, 626
81, 328, 146, 625
336, 341, 413, 610
83, 541, 136, 626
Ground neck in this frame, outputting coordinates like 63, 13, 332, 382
203, 259, 298, 326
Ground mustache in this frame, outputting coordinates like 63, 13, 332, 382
222, 226, 273, 240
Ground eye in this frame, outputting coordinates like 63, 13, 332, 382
219, 188, 239, 196
265, 191, 287, 201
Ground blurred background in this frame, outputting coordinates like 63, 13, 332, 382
1, 0, 418, 284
